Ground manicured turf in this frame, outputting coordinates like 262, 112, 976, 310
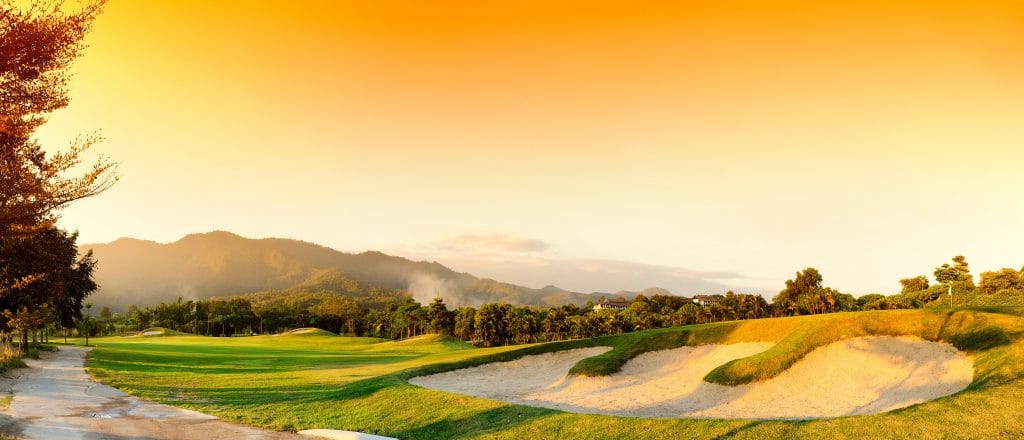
83, 308, 1024, 439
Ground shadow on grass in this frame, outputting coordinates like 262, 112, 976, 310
390, 405, 558, 439
947, 326, 1011, 351
710, 420, 767, 440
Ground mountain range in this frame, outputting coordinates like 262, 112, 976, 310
81, 231, 643, 311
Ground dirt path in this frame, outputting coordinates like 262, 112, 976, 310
0, 346, 298, 440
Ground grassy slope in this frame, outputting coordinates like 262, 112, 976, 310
84, 308, 1024, 439
133, 327, 187, 337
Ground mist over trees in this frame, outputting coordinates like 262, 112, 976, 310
80, 231, 633, 311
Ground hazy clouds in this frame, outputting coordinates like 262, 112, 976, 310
421, 233, 549, 254
394, 233, 771, 296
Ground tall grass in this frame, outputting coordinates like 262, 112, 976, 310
0, 344, 26, 371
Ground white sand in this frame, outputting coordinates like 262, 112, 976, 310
409, 336, 974, 419
297, 429, 397, 440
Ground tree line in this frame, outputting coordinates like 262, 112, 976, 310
88, 268, 853, 347
81, 256, 1024, 347
887, 255, 1024, 308
86, 293, 772, 346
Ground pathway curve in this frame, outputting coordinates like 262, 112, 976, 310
0, 346, 298, 440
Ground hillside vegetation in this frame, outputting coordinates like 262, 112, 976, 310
84, 307, 1024, 439
82, 231, 623, 309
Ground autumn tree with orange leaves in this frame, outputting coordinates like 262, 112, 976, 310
1, 0, 117, 238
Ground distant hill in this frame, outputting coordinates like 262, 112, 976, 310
614, 287, 675, 298
82, 231, 632, 311
237, 268, 408, 311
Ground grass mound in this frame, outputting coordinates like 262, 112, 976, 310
383, 334, 473, 350
282, 328, 337, 336
569, 331, 689, 376
702, 309, 1020, 385
133, 327, 187, 337
568, 315, 799, 377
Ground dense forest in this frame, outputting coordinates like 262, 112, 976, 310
68, 256, 1024, 347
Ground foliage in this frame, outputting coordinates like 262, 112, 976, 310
0, 343, 24, 371
0, 228, 97, 348
978, 268, 1024, 294
771, 268, 854, 316
427, 298, 454, 335
899, 275, 929, 293
934, 255, 973, 287
96, 288, 811, 347
0, 0, 116, 237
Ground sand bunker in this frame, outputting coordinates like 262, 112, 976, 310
298, 429, 397, 440
410, 336, 973, 419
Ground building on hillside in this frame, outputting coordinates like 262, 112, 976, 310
594, 297, 630, 311
692, 295, 721, 308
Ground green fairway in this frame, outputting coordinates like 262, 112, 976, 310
84, 308, 1024, 439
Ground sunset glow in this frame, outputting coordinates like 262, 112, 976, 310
36, 0, 1024, 294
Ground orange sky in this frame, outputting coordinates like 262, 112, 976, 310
37, 0, 1024, 294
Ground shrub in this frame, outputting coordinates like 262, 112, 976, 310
0, 345, 25, 371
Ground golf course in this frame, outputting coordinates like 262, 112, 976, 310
75, 307, 1024, 439
6, 0, 1024, 439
